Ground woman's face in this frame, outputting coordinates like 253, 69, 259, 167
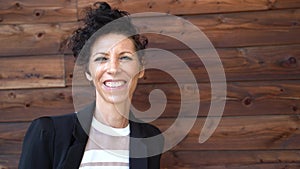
86, 33, 144, 104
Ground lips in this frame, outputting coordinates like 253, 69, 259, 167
103, 80, 126, 88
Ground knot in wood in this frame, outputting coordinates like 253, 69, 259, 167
242, 96, 253, 107
8, 92, 16, 99
33, 9, 45, 18
36, 32, 45, 39
267, 0, 277, 9
15, 2, 22, 10
280, 56, 297, 68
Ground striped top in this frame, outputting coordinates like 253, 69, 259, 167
79, 117, 130, 169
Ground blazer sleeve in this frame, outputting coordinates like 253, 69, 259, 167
147, 125, 164, 169
18, 117, 55, 169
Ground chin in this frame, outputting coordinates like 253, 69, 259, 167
105, 94, 131, 104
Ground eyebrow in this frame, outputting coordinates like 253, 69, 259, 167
119, 51, 134, 55
92, 50, 134, 58
92, 52, 108, 57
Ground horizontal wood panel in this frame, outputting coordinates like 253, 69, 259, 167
0, 87, 74, 122
0, 0, 77, 24
155, 115, 300, 151
161, 150, 300, 167
1, 115, 299, 154
1, 80, 300, 121
161, 163, 300, 169
0, 140, 21, 154
186, 9, 300, 30
1, 1, 299, 169
1, 9, 300, 56
0, 55, 65, 89
133, 80, 300, 118
0, 23, 77, 56
1, 151, 300, 169
78, 0, 300, 15
0, 154, 20, 169
132, 9, 300, 32
146, 28, 300, 49
1, 153, 300, 169
66, 44, 300, 85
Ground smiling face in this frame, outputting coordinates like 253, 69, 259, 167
86, 33, 144, 105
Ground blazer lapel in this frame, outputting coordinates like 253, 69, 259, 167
59, 103, 149, 169
60, 103, 94, 169
129, 119, 148, 169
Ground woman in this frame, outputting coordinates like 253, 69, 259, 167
18, 2, 164, 169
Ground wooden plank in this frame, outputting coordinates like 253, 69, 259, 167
0, 0, 77, 24
140, 45, 300, 83
157, 115, 300, 151
145, 28, 300, 49
1, 80, 300, 122
66, 44, 300, 84
2, 151, 300, 169
132, 9, 300, 48
0, 139, 21, 154
0, 22, 78, 56
133, 80, 300, 118
0, 123, 29, 141
0, 87, 74, 122
161, 150, 300, 167
74, 8, 300, 48
64, 54, 75, 87
2, 9, 300, 56
1, 152, 300, 169
78, 0, 300, 16
1, 115, 300, 154
185, 8, 300, 30
0, 55, 65, 89
0, 154, 20, 169
131, 9, 300, 32
161, 163, 300, 169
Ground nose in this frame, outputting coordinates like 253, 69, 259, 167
106, 58, 119, 74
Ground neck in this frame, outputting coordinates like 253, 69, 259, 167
94, 94, 130, 128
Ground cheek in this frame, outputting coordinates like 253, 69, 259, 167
125, 63, 142, 77
90, 64, 105, 80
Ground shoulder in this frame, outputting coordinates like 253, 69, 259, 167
29, 113, 77, 132
140, 122, 162, 136
130, 120, 162, 138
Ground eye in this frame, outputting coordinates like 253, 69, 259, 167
94, 56, 108, 62
120, 56, 133, 61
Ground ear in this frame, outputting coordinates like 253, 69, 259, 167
85, 72, 93, 81
138, 69, 145, 79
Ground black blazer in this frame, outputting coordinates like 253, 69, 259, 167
18, 104, 164, 169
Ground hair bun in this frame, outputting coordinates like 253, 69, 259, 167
94, 2, 111, 11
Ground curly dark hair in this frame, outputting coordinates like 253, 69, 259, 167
68, 1, 148, 66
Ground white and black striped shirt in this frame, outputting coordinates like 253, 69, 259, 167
79, 117, 130, 169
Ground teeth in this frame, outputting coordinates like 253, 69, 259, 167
105, 81, 125, 88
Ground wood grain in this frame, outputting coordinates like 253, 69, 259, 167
161, 150, 300, 168
1, 80, 299, 122
65, 44, 300, 85
0, 87, 73, 122
0, 0, 77, 24
0, 55, 65, 89
0, 154, 20, 169
2, 9, 300, 57
1, 1, 300, 169
153, 115, 300, 151
0, 22, 78, 56
1, 115, 299, 154
78, 0, 300, 15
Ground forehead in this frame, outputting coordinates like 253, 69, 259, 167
91, 33, 135, 53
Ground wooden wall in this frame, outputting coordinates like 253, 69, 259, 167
1, 0, 300, 168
